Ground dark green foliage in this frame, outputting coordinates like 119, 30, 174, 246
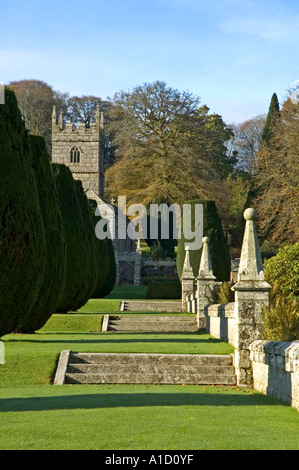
97, 237, 116, 297
264, 242, 299, 297
52, 164, 92, 312
261, 93, 280, 145
262, 295, 299, 341
145, 210, 176, 255
0, 89, 46, 336
73, 181, 98, 305
89, 199, 116, 299
146, 279, 181, 299
177, 200, 231, 282
17, 136, 66, 332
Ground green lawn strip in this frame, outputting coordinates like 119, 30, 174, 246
66, 298, 121, 314
0, 384, 298, 450
0, 326, 234, 387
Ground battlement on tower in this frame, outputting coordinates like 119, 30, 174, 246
51, 105, 105, 197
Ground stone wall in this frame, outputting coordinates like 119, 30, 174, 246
141, 258, 177, 278
204, 302, 236, 346
250, 340, 299, 411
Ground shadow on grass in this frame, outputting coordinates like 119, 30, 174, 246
0, 391, 279, 413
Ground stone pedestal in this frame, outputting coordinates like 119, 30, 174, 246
232, 209, 271, 386
181, 246, 195, 312
196, 237, 221, 328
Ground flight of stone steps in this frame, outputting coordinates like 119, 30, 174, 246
120, 300, 182, 312
104, 314, 198, 333
55, 351, 236, 385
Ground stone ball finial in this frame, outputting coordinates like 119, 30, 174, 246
202, 237, 209, 243
244, 208, 257, 221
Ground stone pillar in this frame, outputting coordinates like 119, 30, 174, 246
133, 251, 142, 286
196, 237, 221, 328
181, 246, 195, 312
232, 208, 271, 386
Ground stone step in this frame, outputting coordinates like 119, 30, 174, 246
65, 372, 237, 385
55, 351, 236, 385
106, 315, 197, 333
121, 301, 182, 313
56, 352, 236, 385
67, 363, 235, 376
111, 315, 193, 322
70, 352, 234, 365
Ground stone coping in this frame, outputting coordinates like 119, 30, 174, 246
250, 340, 299, 373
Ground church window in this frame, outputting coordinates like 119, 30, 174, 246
70, 146, 81, 163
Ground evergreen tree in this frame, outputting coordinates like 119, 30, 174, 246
73, 180, 98, 306
0, 89, 46, 336
17, 135, 66, 333
52, 164, 92, 312
261, 93, 280, 145
89, 200, 116, 298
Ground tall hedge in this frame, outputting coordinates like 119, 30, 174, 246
52, 164, 92, 312
177, 200, 230, 282
73, 181, 98, 306
90, 199, 116, 298
0, 89, 46, 336
17, 135, 66, 333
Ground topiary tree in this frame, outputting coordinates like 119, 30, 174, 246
52, 164, 92, 312
17, 135, 66, 333
89, 199, 116, 298
177, 200, 230, 282
0, 88, 46, 336
73, 180, 98, 306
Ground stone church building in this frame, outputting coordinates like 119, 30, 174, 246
51, 105, 141, 285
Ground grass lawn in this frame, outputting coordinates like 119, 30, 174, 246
0, 296, 298, 450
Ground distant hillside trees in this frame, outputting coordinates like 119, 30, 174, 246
255, 96, 299, 244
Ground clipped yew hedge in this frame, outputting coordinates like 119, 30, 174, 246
17, 136, 66, 333
0, 89, 116, 335
0, 89, 46, 336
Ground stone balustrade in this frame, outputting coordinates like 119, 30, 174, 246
250, 340, 299, 411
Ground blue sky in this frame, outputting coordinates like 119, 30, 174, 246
1, 0, 299, 123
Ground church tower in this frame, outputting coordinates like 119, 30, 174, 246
51, 105, 105, 197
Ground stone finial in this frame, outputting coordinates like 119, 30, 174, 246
237, 208, 265, 282
100, 111, 104, 130
136, 236, 142, 254
58, 111, 63, 130
197, 237, 216, 280
182, 245, 194, 278
52, 105, 56, 119
96, 104, 100, 127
